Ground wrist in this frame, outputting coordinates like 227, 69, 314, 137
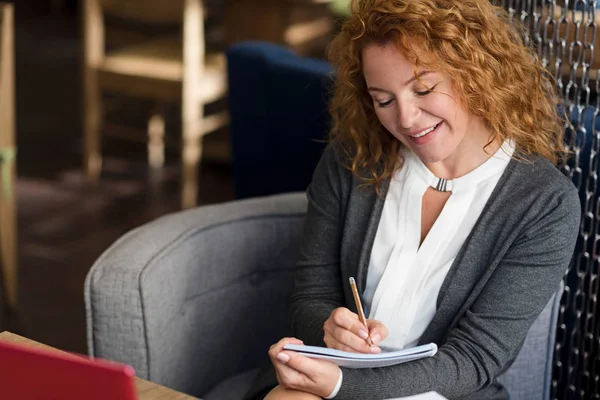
324, 368, 343, 399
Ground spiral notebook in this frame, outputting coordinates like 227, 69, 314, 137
388, 392, 448, 400
283, 342, 437, 369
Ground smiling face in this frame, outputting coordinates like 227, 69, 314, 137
362, 44, 494, 177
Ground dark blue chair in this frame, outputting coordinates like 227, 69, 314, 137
555, 104, 597, 393
226, 41, 335, 199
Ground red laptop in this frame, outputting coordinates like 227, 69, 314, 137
0, 339, 137, 400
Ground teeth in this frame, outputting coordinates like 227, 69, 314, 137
411, 123, 438, 138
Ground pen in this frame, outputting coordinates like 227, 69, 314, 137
349, 277, 373, 346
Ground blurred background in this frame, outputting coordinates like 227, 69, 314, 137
0, 0, 346, 353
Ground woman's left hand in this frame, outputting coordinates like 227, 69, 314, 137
268, 337, 341, 398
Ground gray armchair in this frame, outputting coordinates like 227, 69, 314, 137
85, 192, 561, 400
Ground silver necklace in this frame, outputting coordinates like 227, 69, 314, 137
431, 177, 453, 192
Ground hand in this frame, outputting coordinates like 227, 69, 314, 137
269, 337, 341, 398
323, 307, 389, 353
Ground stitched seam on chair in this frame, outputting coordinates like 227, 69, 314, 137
544, 284, 564, 400
138, 212, 306, 380
544, 304, 557, 400
182, 266, 293, 303
160, 267, 295, 328
83, 269, 95, 357
85, 224, 147, 360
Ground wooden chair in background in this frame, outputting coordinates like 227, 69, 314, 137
225, 0, 337, 57
0, 2, 18, 312
82, 0, 228, 209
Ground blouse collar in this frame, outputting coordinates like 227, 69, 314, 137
401, 141, 516, 193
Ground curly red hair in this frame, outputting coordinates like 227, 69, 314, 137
327, 0, 566, 187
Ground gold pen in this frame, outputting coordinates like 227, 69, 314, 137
349, 277, 374, 346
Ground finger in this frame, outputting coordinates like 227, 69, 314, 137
333, 307, 367, 328
268, 337, 304, 361
324, 309, 377, 353
272, 358, 307, 390
270, 339, 309, 388
283, 351, 341, 396
366, 320, 389, 345
327, 324, 379, 353
270, 337, 304, 351
331, 309, 381, 345
329, 307, 370, 339
272, 351, 321, 392
274, 352, 351, 398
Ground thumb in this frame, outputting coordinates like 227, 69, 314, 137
367, 319, 389, 344
280, 350, 313, 375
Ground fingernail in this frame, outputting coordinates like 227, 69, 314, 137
371, 333, 381, 345
358, 329, 368, 339
277, 352, 290, 363
369, 346, 381, 354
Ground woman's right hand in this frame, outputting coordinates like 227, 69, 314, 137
323, 307, 388, 354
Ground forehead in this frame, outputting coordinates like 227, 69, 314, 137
362, 44, 428, 85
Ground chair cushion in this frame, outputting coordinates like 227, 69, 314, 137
203, 368, 261, 400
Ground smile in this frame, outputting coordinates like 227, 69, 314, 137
409, 122, 441, 138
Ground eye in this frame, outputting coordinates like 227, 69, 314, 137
415, 84, 437, 97
376, 99, 394, 108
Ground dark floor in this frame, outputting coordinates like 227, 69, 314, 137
1, 2, 235, 354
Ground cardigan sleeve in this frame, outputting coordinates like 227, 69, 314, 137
334, 180, 581, 399
289, 143, 349, 346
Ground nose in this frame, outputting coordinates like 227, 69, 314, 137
396, 99, 421, 129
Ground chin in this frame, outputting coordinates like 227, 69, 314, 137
411, 150, 443, 164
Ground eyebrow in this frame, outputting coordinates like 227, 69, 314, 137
367, 71, 432, 93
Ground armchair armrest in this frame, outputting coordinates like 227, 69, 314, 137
84, 192, 308, 397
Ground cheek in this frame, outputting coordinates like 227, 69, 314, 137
447, 108, 469, 133
430, 93, 464, 126
375, 109, 411, 144
375, 108, 396, 131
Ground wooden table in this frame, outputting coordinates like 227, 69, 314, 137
0, 332, 199, 400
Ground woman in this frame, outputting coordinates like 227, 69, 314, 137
245, 0, 581, 398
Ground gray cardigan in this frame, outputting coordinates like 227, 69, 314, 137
247, 143, 581, 400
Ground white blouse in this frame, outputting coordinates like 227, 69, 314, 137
363, 142, 515, 350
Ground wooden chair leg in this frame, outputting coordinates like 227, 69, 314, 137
181, 0, 204, 209
148, 107, 166, 169
83, 69, 102, 181
0, 162, 18, 312
0, 4, 18, 312
181, 118, 202, 209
